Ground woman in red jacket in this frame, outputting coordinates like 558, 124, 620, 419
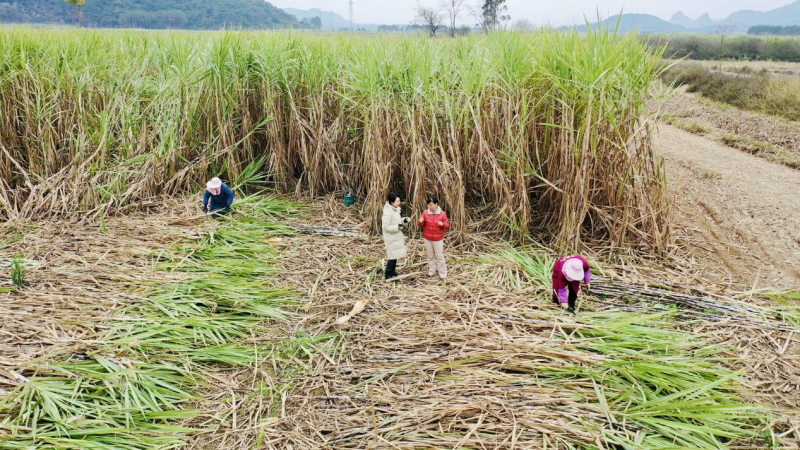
417, 196, 450, 280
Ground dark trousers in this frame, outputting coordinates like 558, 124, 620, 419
385, 259, 397, 279
568, 284, 578, 309
552, 284, 578, 309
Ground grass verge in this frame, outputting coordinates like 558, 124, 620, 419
662, 114, 713, 135
663, 62, 800, 122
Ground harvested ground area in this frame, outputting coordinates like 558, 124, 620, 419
1, 197, 799, 448
259, 202, 800, 449
0, 203, 191, 395
659, 89, 800, 169
655, 123, 800, 288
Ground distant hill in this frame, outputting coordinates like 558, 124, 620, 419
669, 12, 695, 29
670, 12, 715, 30
574, 1, 800, 35
0, 0, 304, 29
670, 2, 800, 34
727, 1, 800, 28
282, 7, 385, 30
570, 14, 685, 34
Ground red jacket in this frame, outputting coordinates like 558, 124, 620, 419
418, 207, 450, 241
552, 255, 591, 302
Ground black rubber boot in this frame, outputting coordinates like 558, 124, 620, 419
385, 259, 398, 280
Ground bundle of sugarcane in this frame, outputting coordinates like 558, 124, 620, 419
295, 225, 365, 238
591, 280, 795, 330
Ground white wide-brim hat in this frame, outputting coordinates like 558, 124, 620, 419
562, 258, 585, 282
207, 177, 222, 190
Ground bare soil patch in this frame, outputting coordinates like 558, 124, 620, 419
655, 123, 800, 288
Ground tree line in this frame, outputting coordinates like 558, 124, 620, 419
647, 34, 800, 61
413, 0, 512, 37
748, 25, 800, 36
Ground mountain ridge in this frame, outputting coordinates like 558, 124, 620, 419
0, 0, 305, 29
1, 0, 799, 33
576, 1, 800, 34
570, 14, 684, 34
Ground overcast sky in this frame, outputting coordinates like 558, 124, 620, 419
269, 0, 795, 26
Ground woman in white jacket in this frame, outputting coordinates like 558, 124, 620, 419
382, 193, 410, 280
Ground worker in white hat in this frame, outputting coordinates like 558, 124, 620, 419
202, 177, 234, 218
551, 255, 592, 314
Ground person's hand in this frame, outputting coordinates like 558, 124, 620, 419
560, 303, 568, 309
585, 283, 591, 292
402, 217, 410, 224
418, 216, 425, 225
202, 205, 208, 213
437, 221, 444, 227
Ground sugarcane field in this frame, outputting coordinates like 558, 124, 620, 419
1, 21, 800, 450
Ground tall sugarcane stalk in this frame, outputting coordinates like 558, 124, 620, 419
0, 28, 670, 253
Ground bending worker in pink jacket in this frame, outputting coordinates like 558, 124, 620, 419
551, 255, 591, 314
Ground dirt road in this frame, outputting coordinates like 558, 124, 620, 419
655, 123, 800, 289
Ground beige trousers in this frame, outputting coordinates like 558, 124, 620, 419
424, 239, 447, 278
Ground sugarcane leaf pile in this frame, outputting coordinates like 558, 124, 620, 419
263, 291, 777, 448
546, 312, 767, 449
480, 246, 555, 289
254, 235, 798, 449
0, 196, 302, 447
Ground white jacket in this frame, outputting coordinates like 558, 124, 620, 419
382, 202, 408, 260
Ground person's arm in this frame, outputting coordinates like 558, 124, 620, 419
225, 185, 234, 208
440, 211, 451, 230
383, 211, 400, 234
202, 190, 210, 210
582, 258, 591, 285
556, 288, 568, 304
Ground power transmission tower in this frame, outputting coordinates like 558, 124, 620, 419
348, 0, 355, 31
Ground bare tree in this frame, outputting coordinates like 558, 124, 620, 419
65, 0, 86, 28
718, 21, 736, 48
441, 0, 466, 37
413, 4, 444, 37
466, 4, 483, 31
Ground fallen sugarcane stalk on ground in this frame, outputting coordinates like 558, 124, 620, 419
247, 221, 800, 449
295, 225, 366, 238
2, 198, 798, 449
0, 196, 313, 448
590, 280, 797, 331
